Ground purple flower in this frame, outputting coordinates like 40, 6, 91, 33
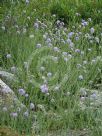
75, 49, 80, 53
75, 37, 79, 41
40, 84, 48, 93
18, 89, 26, 96
10, 112, 18, 118
68, 32, 74, 38
81, 20, 88, 26
90, 93, 97, 99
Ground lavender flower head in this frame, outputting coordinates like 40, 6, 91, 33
18, 88, 26, 96
10, 112, 18, 118
40, 84, 48, 93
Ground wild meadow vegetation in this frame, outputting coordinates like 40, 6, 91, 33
0, 0, 102, 135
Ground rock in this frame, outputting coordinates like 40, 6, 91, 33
0, 70, 18, 84
0, 79, 26, 109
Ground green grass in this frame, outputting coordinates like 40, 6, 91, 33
0, 0, 102, 136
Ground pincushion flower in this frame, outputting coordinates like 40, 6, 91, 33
40, 84, 48, 93
18, 89, 26, 96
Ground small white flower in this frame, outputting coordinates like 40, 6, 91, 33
11, 66, 16, 73
69, 42, 74, 48
42, 76, 46, 80
43, 34, 47, 39
23, 10, 26, 13
83, 61, 87, 65
47, 72, 52, 77
1, 26, 5, 30
80, 97, 85, 101
80, 88, 87, 96
2, 107, 7, 112
78, 75, 84, 80
66, 38, 72, 44
17, 30, 20, 34
91, 59, 96, 64
53, 47, 60, 52
36, 43, 42, 48
77, 64, 82, 68
52, 14, 56, 17
64, 57, 68, 62
76, 13, 80, 16
88, 48, 92, 52
34, 22, 39, 29
25, 93, 29, 97
29, 34, 34, 38
85, 33, 90, 38
68, 54, 72, 59
90, 40, 93, 43
56, 20, 60, 25
40, 66, 45, 71
95, 37, 99, 43
23, 28, 27, 33
25, 0, 29, 4
24, 111, 29, 117
88, 18, 92, 22
30, 103, 35, 110
24, 62, 28, 69
6, 54, 11, 59
54, 86, 59, 91
81, 51, 84, 55
66, 91, 70, 96
52, 56, 58, 62
90, 28, 95, 34
27, 16, 30, 20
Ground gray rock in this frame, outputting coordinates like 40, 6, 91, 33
0, 79, 26, 109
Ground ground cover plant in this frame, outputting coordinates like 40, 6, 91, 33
0, 0, 102, 136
